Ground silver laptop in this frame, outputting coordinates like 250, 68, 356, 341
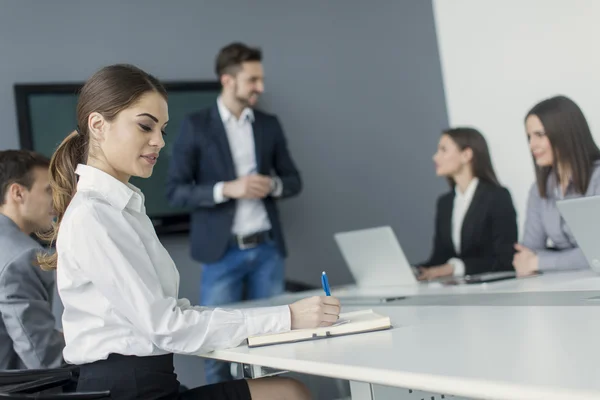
557, 196, 600, 273
334, 226, 418, 287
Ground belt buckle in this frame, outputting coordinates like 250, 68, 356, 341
237, 235, 257, 250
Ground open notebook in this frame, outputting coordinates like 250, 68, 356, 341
247, 309, 392, 348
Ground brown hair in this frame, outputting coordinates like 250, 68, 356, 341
443, 127, 500, 188
215, 42, 262, 78
37, 64, 167, 270
0, 150, 50, 205
526, 95, 600, 198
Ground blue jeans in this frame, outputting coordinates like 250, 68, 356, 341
201, 241, 285, 384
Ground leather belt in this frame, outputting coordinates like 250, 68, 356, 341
230, 230, 271, 250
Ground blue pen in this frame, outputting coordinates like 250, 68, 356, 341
321, 271, 331, 296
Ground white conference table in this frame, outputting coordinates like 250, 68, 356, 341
203, 304, 600, 400
224, 269, 600, 309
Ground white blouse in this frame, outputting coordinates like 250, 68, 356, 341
448, 178, 479, 276
57, 164, 290, 364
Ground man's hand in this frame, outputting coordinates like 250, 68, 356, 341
223, 175, 272, 199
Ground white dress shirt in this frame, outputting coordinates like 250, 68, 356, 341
213, 97, 282, 236
448, 178, 479, 277
57, 164, 290, 364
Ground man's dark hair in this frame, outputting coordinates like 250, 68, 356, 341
0, 150, 50, 205
215, 42, 262, 77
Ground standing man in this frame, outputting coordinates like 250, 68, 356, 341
166, 42, 302, 383
0, 150, 65, 369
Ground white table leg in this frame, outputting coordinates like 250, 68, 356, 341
349, 381, 374, 400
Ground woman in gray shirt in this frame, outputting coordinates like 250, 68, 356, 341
514, 95, 600, 276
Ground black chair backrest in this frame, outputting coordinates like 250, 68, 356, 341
0, 391, 110, 399
2, 375, 73, 394
0, 367, 78, 386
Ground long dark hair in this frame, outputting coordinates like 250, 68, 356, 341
443, 127, 500, 187
526, 95, 600, 198
37, 64, 167, 270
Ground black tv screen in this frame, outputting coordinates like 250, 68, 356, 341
14, 81, 220, 235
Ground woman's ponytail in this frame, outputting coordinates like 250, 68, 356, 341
37, 130, 87, 270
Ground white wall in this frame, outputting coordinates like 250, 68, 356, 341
433, 0, 600, 235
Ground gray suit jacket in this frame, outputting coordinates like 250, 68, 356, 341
522, 161, 600, 271
0, 214, 64, 369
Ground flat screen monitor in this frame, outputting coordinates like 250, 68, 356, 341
14, 81, 221, 235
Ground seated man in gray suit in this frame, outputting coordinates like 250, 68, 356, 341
0, 150, 64, 369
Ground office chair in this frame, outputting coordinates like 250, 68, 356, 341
0, 366, 77, 385
0, 366, 77, 393
0, 366, 109, 398
0, 392, 110, 399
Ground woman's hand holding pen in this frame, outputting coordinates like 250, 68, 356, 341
288, 296, 341, 329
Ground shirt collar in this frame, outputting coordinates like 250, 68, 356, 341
217, 96, 254, 123
75, 164, 144, 212
455, 177, 479, 199
0, 213, 20, 231
549, 160, 600, 198
548, 170, 574, 199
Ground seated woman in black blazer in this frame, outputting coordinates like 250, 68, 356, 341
418, 128, 518, 280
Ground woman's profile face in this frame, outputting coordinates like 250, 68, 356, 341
90, 91, 169, 183
433, 134, 470, 177
526, 114, 553, 167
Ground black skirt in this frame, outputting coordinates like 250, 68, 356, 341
76, 353, 251, 400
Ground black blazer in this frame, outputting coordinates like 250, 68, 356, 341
421, 180, 518, 275
166, 103, 302, 264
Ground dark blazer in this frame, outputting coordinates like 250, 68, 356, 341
421, 180, 518, 275
166, 103, 302, 264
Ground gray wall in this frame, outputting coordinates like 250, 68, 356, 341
2, 0, 447, 388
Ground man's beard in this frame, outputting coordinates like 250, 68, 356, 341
233, 81, 259, 108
